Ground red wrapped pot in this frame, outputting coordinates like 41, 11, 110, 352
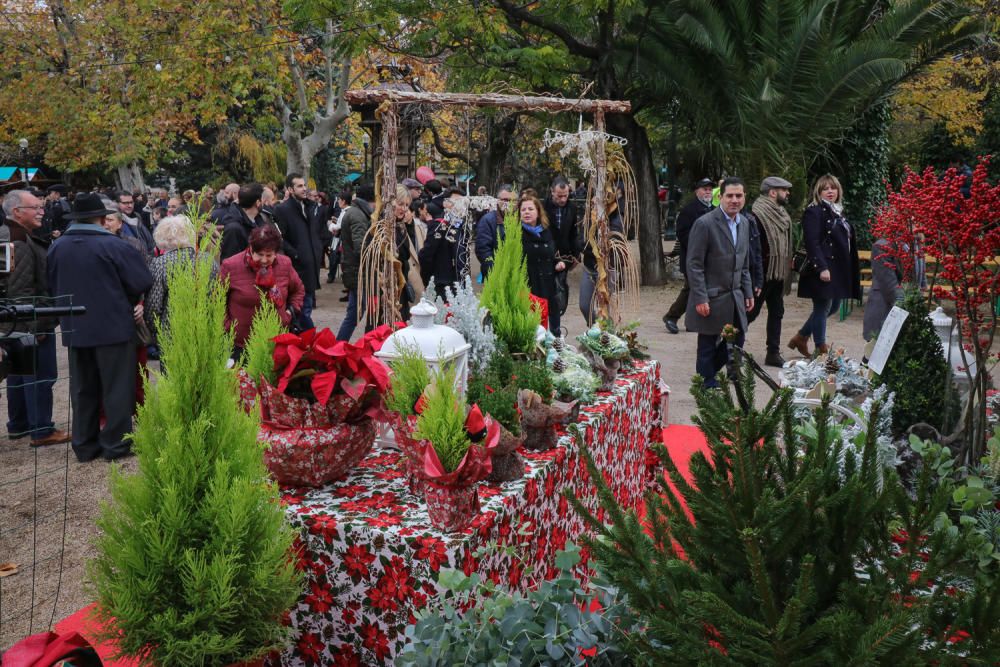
259, 379, 364, 428
235, 368, 259, 415
424, 481, 480, 532
391, 413, 426, 497
260, 419, 377, 487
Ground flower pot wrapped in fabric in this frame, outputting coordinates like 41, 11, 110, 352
485, 425, 525, 483
260, 419, 377, 487
236, 368, 258, 414
418, 411, 500, 532
518, 389, 578, 452
257, 327, 393, 486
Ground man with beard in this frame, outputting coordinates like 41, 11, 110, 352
662, 178, 714, 334
274, 173, 325, 331
116, 191, 155, 254
747, 176, 794, 367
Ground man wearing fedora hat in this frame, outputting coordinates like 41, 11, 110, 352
47, 192, 153, 462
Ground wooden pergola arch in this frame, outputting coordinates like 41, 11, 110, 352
346, 89, 633, 327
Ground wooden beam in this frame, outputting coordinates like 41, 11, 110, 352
345, 89, 631, 114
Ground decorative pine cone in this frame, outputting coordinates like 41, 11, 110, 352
824, 354, 840, 375
599, 332, 611, 346
552, 337, 565, 352
552, 357, 567, 373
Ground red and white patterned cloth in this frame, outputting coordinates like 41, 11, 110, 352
271, 361, 660, 666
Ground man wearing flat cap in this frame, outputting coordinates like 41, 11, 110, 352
748, 176, 794, 367
663, 177, 715, 334
47, 192, 153, 462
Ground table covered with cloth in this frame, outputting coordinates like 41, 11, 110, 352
272, 360, 661, 666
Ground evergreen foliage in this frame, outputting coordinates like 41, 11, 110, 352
874, 290, 958, 435
570, 363, 996, 663
512, 358, 554, 404
385, 342, 431, 418
414, 363, 469, 472
467, 352, 520, 435
838, 101, 891, 250
243, 296, 282, 386
89, 253, 301, 666
480, 204, 540, 355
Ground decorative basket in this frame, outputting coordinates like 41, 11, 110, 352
259, 379, 361, 428
486, 425, 525, 483
260, 419, 377, 487
424, 481, 480, 533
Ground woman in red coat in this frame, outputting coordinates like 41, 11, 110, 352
219, 223, 304, 360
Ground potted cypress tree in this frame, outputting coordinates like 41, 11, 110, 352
88, 252, 301, 666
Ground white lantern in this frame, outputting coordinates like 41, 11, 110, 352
375, 300, 472, 396
928, 306, 977, 384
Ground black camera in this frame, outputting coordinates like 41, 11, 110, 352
0, 302, 86, 381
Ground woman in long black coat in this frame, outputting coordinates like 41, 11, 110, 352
788, 174, 861, 356
520, 194, 565, 334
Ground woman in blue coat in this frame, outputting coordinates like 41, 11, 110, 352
787, 174, 861, 357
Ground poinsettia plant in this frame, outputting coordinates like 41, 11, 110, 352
271, 325, 395, 415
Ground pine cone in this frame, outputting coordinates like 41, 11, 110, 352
600, 332, 611, 346
552, 337, 565, 352
824, 354, 840, 375
552, 357, 567, 373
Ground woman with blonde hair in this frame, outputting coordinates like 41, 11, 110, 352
519, 193, 565, 334
145, 215, 202, 344
788, 174, 861, 357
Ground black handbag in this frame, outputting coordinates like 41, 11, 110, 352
792, 248, 811, 276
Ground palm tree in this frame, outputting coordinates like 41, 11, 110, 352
623, 0, 984, 182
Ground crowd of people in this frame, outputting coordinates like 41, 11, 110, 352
665, 173, 881, 388
0, 173, 594, 462
2, 164, 906, 459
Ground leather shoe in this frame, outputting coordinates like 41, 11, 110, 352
103, 448, 135, 462
30, 429, 71, 447
764, 352, 786, 368
326, 276, 335, 284
663, 317, 679, 334
338, 295, 349, 302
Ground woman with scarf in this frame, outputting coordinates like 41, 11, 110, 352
220, 223, 304, 361
788, 174, 861, 357
519, 194, 564, 334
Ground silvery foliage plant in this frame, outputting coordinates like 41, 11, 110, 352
426, 277, 498, 372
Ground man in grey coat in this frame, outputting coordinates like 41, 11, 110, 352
685, 177, 755, 388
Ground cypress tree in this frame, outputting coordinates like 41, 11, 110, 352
480, 204, 539, 354
571, 365, 994, 664
89, 252, 301, 665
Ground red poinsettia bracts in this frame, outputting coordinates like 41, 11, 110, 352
271, 326, 395, 414
420, 413, 501, 487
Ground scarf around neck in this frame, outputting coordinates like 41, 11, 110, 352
244, 248, 276, 290
521, 222, 543, 237
751, 195, 793, 281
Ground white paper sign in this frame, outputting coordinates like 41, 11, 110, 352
867, 306, 909, 375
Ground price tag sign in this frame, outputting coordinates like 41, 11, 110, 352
867, 306, 909, 375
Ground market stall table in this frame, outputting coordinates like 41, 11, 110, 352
272, 360, 660, 666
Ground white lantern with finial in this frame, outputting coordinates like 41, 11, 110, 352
376, 299, 471, 396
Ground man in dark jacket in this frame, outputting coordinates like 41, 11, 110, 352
335, 184, 374, 341
116, 191, 155, 254
42, 184, 71, 240
747, 176, 794, 366
424, 179, 446, 218
220, 183, 266, 260
47, 193, 153, 462
475, 185, 514, 279
662, 177, 714, 334
2, 190, 71, 446
274, 173, 324, 331
543, 176, 579, 316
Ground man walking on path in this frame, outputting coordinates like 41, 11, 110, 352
748, 176, 794, 367
275, 173, 326, 331
685, 177, 754, 388
663, 178, 714, 334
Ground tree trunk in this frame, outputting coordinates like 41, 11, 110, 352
115, 161, 145, 193
607, 114, 666, 286
476, 115, 518, 192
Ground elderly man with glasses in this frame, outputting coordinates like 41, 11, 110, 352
2, 190, 71, 446
474, 184, 514, 281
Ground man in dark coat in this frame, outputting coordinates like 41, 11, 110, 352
274, 173, 324, 331
47, 193, 153, 462
542, 176, 579, 317
424, 179, 446, 218
475, 185, 514, 279
747, 176, 794, 366
335, 184, 374, 341
685, 178, 754, 388
219, 183, 266, 260
42, 184, 71, 240
662, 178, 714, 333
2, 190, 71, 446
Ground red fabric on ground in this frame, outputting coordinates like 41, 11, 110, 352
53, 604, 139, 667
659, 424, 708, 523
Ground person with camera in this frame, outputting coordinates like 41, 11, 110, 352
2, 190, 71, 446
47, 193, 153, 461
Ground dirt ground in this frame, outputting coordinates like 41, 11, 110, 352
0, 242, 869, 650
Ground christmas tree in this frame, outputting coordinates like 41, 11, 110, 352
571, 365, 997, 663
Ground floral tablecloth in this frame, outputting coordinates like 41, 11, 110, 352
272, 361, 660, 666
